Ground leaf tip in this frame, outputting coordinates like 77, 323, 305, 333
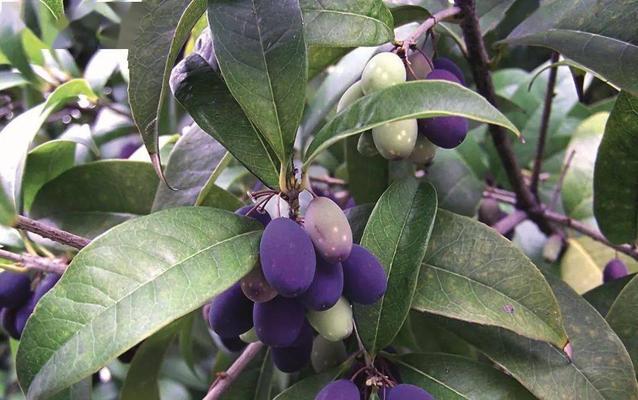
563, 341, 573, 362
150, 153, 178, 191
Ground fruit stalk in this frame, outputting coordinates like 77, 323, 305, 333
14, 215, 90, 249
0, 249, 67, 275
203, 341, 264, 400
399, 6, 462, 55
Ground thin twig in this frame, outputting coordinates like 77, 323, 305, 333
309, 175, 347, 186
0, 249, 67, 274
14, 216, 90, 250
203, 342, 264, 400
492, 210, 527, 235
400, 6, 462, 55
530, 52, 560, 193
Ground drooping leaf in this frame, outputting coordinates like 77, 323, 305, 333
0, 70, 29, 91
208, 0, 307, 163
356, 179, 437, 354
396, 353, 535, 399
605, 275, 638, 370
127, 0, 207, 157
412, 210, 569, 348
29, 161, 159, 239
303, 80, 521, 167
17, 207, 263, 399
198, 185, 243, 211
170, 53, 280, 188
300, 0, 394, 47
583, 274, 635, 316
594, 91, 638, 244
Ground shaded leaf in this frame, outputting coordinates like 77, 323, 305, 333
344, 203, 374, 244
307, 47, 349, 79
583, 274, 635, 316
345, 135, 388, 206
40, 0, 65, 20
223, 349, 273, 400
0, 70, 29, 91
0, 7, 38, 85
273, 370, 340, 400
198, 185, 243, 211
605, 275, 638, 371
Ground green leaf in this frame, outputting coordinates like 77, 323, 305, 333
0, 70, 28, 91
273, 370, 340, 400
396, 353, 535, 399
17, 207, 263, 399
208, 0, 307, 163
0, 8, 39, 85
303, 80, 521, 167
356, 179, 437, 354
300, 0, 394, 47
583, 274, 635, 316
43, 79, 98, 110
171, 53, 280, 188
120, 322, 180, 400
152, 125, 226, 211
29, 161, 159, 239
594, 91, 638, 244
345, 136, 389, 206
432, 274, 638, 400
127, 0, 206, 156
198, 185, 243, 211
605, 275, 638, 371
39, 0, 65, 20
307, 47, 349, 79
224, 349, 273, 400
344, 203, 373, 244
412, 210, 569, 348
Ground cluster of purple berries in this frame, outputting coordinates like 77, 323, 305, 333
0, 272, 60, 339
205, 196, 387, 373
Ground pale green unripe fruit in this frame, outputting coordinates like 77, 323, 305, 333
311, 335, 347, 372
361, 53, 406, 94
357, 132, 379, 157
372, 119, 418, 160
307, 297, 353, 342
239, 327, 259, 343
409, 135, 437, 164
337, 80, 364, 112
304, 197, 353, 263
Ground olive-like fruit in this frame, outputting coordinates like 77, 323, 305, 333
271, 322, 314, 373
311, 335, 347, 372
357, 131, 380, 157
304, 197, 353, 263
387, 384, 434, 400
1, 307, 19, 339
208, 283, 253, 338
315, 379, 360, 400
433, 57, 465, 84
253, 296, 305, 347
372, 119, 418, 160
307, 297, 353, 342
240, 267, 278, 303
603, 259, 629, 282
406, 51, 432, 81
337, 80, 364, 113
260, 218, 316, 297
300, 258, 344, 311
361, 53, 406, 95
408, 134, 437, 164
220, 336, 247, 353
0, 272, 32, 309
235, 205, 272, 226
342, 245, 387, 305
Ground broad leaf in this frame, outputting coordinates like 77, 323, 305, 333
345, 136, 388, 206
273, 370, 340, 400
170, 53, 280, 188
583, 274, 635, 316
40, 0, 65, 20
594, 91, 638, 244
29, 161, 159, 239
303, 80, 521, 166
198, 185, 243, 211
396, 353, 535, 399
605, 275, 638, 370
307, 47, 349, 79
208, 0, 307, 163
17, 207, 263, 399
43, 79, 98, 110
300, 0, 394, 47
0, 70, 29, 91
412, 210, 569, 348
128, 0, 206, 157
344, 203, 374, 244
356, 179, 437, 354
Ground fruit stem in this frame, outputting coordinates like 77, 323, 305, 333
203, 342, 264, 400
399, 6, 462, 56
0, 248, 67, 274
13, 215, 90, 249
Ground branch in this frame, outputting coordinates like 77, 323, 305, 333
14, 216, 90, 250
456, 0, 554, 235
492, 210, 527, 235
530, 52, 560, 193
203, 342, 264, 400
0, 249, 67, 274
400, 6, 462, 54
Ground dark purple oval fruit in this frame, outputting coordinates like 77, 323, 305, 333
208, 283, 253, 338
387, 384, 434, 400
260, 218, 316, 297
315, 379, 360, 400
0, 272, 32, 309
236, 205, 272, 226
14, 297, 34, 336
220, 336, 248, 353
240, 267, 278, 303
0, 307, 19, 339
300, 258, 344, 311
433, 57, 465, 84
342, 245, 387, 305
253, 296, 305, 347
271, 322, 314, 373
304, 197, 353, 263
604, 259, 629, 282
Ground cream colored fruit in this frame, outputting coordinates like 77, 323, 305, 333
361, 52, 406, 94
307, 297, 353, 342
372, 119, 418, 160
337, 80, 364, 112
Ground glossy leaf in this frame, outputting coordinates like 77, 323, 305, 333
356, 179, 437, 354
345, 136, 388, 206
396, 353, 535, 399
300, 0, 394, 47
303, 80, 520, 166
30, 161, 159, 239
170, 53, 280, 188
44, 79, 98, 110
413, 210, 569, 348
128, 0, 206, 156
605, 275, 638, 370
583, 274, 635, 316
208, 0, 307, 162
594, 91, 638, 244
17, 207, 263, 399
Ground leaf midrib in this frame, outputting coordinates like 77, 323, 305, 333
303, 7, 392, 29
395, 359, 467, 399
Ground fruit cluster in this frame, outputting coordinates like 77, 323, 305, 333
205, 196, 387, 373
0, 272, 60, 339
339, 51, 469, 165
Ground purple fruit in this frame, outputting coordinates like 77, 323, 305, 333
304, 197, 353, 263
387, 384, 434, 400
604, 259, 629, 282
433, 57, 465, 84
300, 258, 344, 311
260, 218, 316, 297
342, 245, 387, 305
315, 379, 360, 400
253, 296, 305, 347
236, 205, 272, 226
220, 336, 247, 353
271, 322, 314, 373
240, 267, 278, 303
15, 297, 34, 336
426, 69, 461, 84
193, 28, 219, 72
208, 283, 253, 338
1, 307, 19, 339
0, 272, 32, 308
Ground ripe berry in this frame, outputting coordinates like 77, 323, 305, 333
208, 283, 253, 338
342, 245, 387, 305
1, 307, 19, 339
433, 57, 465, 84
386, 384, 434, 400
361, 53, 406, 94
0, 272, 32, 309
240, 267, 277, 303
372, 119, 418, 160
603, 259, 629, 282
304, 197, 353, 263
271, 322, 314, 373
315, 379, 359, 400
253, 296, 305, 347
300, 257, 344, 311
307, 297, 353, 342
235, 205, 271, 226
337, 80, 364, 113
220, 336, 247, 353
